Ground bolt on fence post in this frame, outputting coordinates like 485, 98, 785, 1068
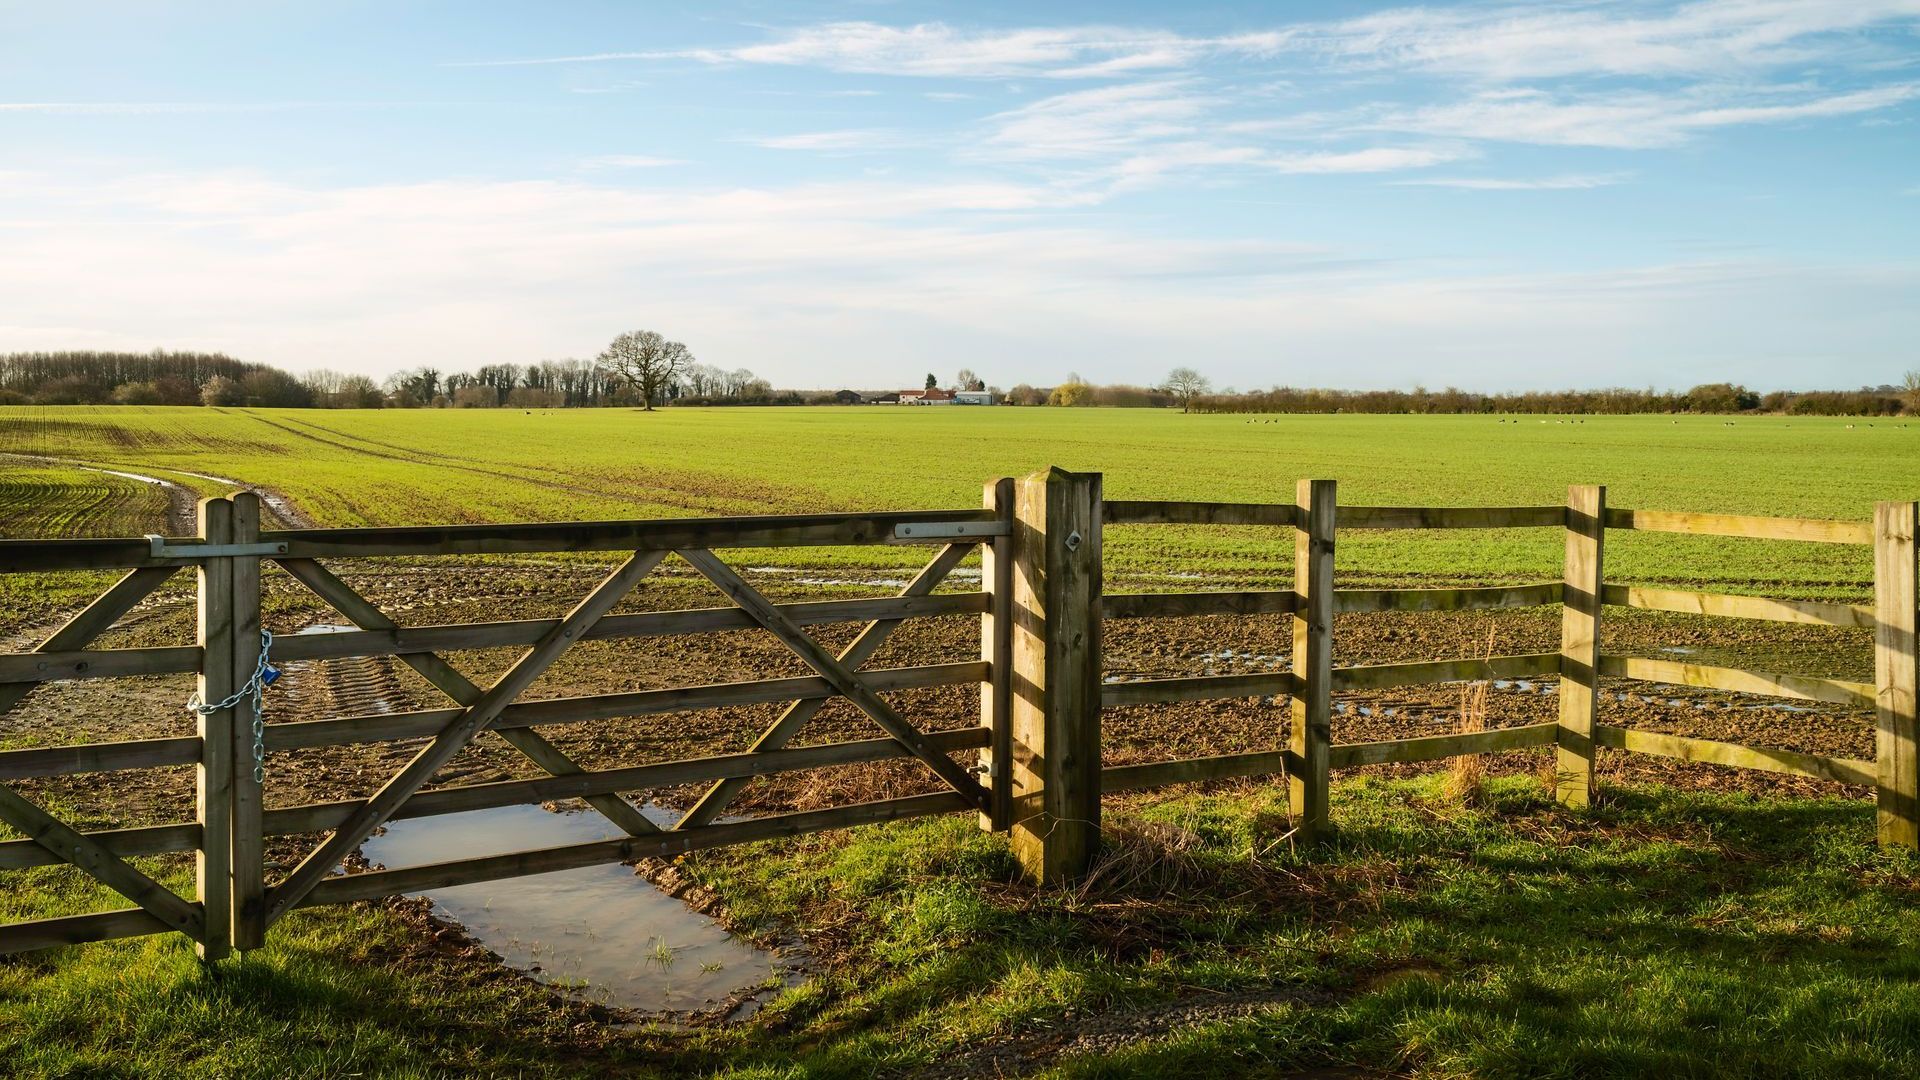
1289, 479, 1335, 840
1007, 467, 1102, 883
1557, 484, 1606, 808
229, 491, 267, 949
193, 496, 235, 962
978, 477, 1015, 833
1874, 501, 1919, 849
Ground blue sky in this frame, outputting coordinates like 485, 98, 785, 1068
3, 1, 1917, 391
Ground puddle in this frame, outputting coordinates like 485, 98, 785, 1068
362, 804, 800, 1017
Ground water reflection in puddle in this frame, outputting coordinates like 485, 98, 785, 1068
362, 804, 800, 1016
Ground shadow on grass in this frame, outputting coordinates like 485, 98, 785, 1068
692, 777, 1920, 1079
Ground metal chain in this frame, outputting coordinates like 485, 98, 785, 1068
186, 628, 277, 784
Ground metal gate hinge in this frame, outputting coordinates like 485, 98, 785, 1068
146, 535, 288, 559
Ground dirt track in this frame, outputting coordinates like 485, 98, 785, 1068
1, 558, 1878, 842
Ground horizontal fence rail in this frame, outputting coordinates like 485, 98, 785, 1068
2, 475, 1914, 960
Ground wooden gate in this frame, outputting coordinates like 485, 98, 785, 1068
2, 470, 1915, 958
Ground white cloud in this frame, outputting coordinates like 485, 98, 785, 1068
1290, 0, 1920, 80
452, 3, 1920, 82
1363, 82, 1920, 148
747, 129, 905, 152
577, 155, 687, 170
1393, 173, 1630, 190
7, 168, 1910, 390
449, 22, 1288, 78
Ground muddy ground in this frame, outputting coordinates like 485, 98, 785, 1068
0, 558, 1879, 851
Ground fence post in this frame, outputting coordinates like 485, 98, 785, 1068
1557, 484, 1606, 808
1874, 501, 1918, 849
1007, 467, 1102, 883
193, 497, 235, 961
229, 491, 267, 948
1289, 479, 1335, 839
979, 477, 1015, 833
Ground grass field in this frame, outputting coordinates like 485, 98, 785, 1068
5, 776, 1918, 1077
4, 405, 1917, 596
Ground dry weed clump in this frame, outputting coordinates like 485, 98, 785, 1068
1444, 625, 1496, 807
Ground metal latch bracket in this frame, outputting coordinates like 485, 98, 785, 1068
146, 535, 289, 559
891, 521, 1010, 542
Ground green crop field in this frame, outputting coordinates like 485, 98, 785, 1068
4, 405, 1914, 597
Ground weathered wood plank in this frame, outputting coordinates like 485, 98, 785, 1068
265, 550, 666, 924
1593, 724, 1875, 786
1330, 722, 1558, 768
0, 539, 193, 574
0, 646, 202, 684
299, 792, 971, 906
1290, 479, 1335, 840
0, 736, 201, 780
1340, 506, 1564, 530
0, 821, 201, 870
1009, 468, 1104, 882
193, 495, 235, 960
1101, 750, 1295, 792
1559, 484, 1604, 809
1332, 652, 1561, 691
1874, 501, 1919, 848
1099, 671, 1296, 708
1605, 508, 1871, 545
1102, 591, 1297, 619
260, 509, 997, 559
228, 491, 265, 951
263, 661, 988, 751
267, 593, 988, 663
0, 907, 171, 956
1597, 655, 1875, 707
0, 728, 994, 868
676, 549, 988, 810
266, 727, 992, 838
676, 542, 972, 829
1601, 585, 1874, 628
980, 478, 1014, 833
1101, 501, 1295, 527
1334, 583, 1562, 614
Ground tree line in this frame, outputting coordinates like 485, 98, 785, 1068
1184, 380, 1920, 416
5, 346, 1918, 417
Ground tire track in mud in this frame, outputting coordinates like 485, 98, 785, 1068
257, 412, 843, 517
1, 452, 198, 535
238, 412, 638, 510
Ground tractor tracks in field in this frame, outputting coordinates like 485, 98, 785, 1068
240, 413, 618, 505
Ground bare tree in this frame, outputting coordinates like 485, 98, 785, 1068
597, 330, 692, 411
955, 368, 984, 392
1903, 370, 1920, 415
1163, 366, 1211, 412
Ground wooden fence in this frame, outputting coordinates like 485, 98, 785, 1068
0, 470, 1914, 957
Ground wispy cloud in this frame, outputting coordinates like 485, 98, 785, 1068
1394, 173, 1631, 190
449, 2, 1920, 81
0, 101, 314, 114
577, 155, 687, 170
747, 129, 905, 152
1363, 82, 1920, 149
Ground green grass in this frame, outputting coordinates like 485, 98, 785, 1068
4, 405, 1917, 595
6, 776, 1918, 1078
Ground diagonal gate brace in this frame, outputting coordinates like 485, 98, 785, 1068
275, 558, 661, 839
264, 549, 666, 923
675, 548, 989, 810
